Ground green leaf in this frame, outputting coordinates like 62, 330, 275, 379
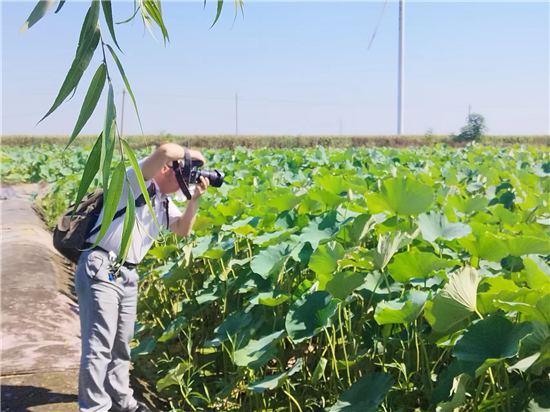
489, 204, 521, 226
328, 372, 393, 412
249, 290, 290, 307
122, 139, 160, 229
87, 161, 125, 248
285, 291, 337, 343
116, 183, 136, 264
388, 250, 457, 283
248, 358, 303, 393
366, 177, 434, 216
38, 1, 100, 122
523, 256, 550, 292
156, 361, 192, 391
453, 315, 533, 377
369, 232, 408, 271
141, 0, 170, 43
309, 242, 345, 276
251, 243, 292, 279
66, 63, 106, 149
234, 330, 285, 369
158, 317, 187, 342
311, 357, 328, 384
314, 174, 348, 195
436, 374, 472, 412
101, 83, 116, 197
375, 290, 430, 325
506, 236, 550, 257
299, 211, 345, 249
19, 0, 57, 34
348, 214, 381, 244
417, 211, 472, 243
101, 1, 122, 52
458, 232, 507, 262
430, 266, 480, 335
267, 194, 302, 213
321, 271, 366, 301
54, 0, 65, 13
210, 0, 224, 28
130, 337, 157, 358
71, 134, 102, 216
105, 45, 142, 131
447, 194, 487, 215
204, 309, 252, 347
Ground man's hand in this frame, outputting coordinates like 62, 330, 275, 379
192, 176, 210, 200
169, 176, 210, 237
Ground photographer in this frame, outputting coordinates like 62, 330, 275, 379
74, 143, 210, 412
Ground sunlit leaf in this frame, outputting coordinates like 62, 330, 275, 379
430, 266, 480, 335
248, 358, 303, 393
388, 250, 457, 283
66, 63, 106, 149
38, 1, 100, 122
366, 177, 434, 216
19, 0, 57, 34
286, 291, 337, 343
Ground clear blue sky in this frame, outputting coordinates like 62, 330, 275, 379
2, 1, 549, 136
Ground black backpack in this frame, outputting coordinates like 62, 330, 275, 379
53, 184, 158, 264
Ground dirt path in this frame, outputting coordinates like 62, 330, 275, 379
0, 184, 161, 412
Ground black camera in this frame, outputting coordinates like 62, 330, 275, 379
172, 148, 224, 200
189, 166, 225, 188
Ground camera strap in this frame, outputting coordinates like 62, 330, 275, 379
173, 148, 193, 200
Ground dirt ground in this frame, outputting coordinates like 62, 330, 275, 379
1, 184, 162, 412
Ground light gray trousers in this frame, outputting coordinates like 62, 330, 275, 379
75, 249, 139, 412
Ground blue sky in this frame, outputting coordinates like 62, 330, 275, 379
2, 1, 549, 136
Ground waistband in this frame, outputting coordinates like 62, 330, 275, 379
83, 243, 138, 270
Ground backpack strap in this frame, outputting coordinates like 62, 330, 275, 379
87, 183, 156, 238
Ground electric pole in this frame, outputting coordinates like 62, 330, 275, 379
397, 0, 405, 135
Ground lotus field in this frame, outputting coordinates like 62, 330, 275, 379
2, 142, 550, 411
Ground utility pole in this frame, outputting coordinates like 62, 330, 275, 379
397, 0, 405, 135
121, 89, 126, 138
235, 93, 239, 136
468, 104, 471, 117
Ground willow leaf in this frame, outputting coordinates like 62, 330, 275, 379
19, 0, 57, 34
101, 1, 122, 52
105, 44, 142, 131
38, 1, 100, 123
122, 139, 160, 230
87, 161, 126, 249
71, 134, 102, 217
66, 63, 106, 149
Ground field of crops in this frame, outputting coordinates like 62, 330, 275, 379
2, 142, 550, 412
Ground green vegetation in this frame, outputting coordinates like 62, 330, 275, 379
453, 113, 489, 143
2, 134, 549, 149
3, 142, 550, 411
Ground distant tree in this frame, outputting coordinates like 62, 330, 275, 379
453, 113, 487, 142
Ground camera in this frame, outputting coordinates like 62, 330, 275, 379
189, 166, 225, 188
172, 148, 225, 200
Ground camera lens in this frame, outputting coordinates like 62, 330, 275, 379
197, 169, 225, 188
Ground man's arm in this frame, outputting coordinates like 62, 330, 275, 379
169, 176, 210, 237
141, 143, 205, 181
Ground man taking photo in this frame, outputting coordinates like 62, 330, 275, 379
74, 143, 210, 412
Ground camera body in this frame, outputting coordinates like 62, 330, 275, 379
171, 148, 225, 200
